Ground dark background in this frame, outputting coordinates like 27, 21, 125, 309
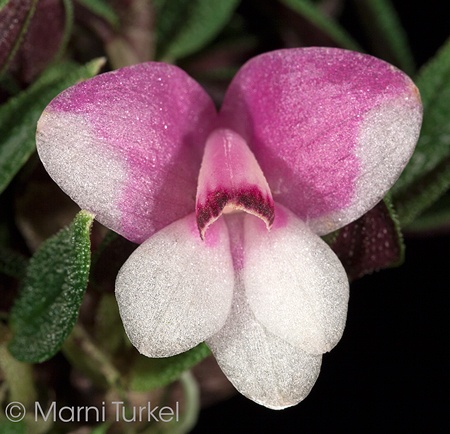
193, 234, 449, 433
192, 2, 449, 432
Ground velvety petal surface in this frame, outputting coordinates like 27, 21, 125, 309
244, 204, 349, 354
206, 214, 322, 409
196, 128, 274, 239
220, 47, 422, 235
115, 213, 234, 358
36, 62, 217, 243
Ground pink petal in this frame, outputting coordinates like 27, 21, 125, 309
196, 128, 274, 239
243, 204, 349, 354
115, 213, 234, 357
220, 47, 422, 235
37, 62, 217, 243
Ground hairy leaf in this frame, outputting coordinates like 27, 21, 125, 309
8, 211, 94, 363
392, 38, 450, 225
130, 343, 210, 392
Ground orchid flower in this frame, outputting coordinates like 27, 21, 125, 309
36, 48, 422, 409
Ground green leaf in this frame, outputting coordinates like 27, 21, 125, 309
130, 343, 210, 392
62, 323, 124, 390
155, 0, 240, 61
279, 0, 362, 51
353, 0, 415, 74
90, 421, 113, 434
94, 294, 128, 356
162, 372, 200, 434
0, 72, 22, 96
0, 420, 26, 434
0, 0, 11, 12
55, 0, 75, 62
392, 38, 450, 223
0, 325, 36, 405
0, 58, 105, 196
75, 0, 120, 29
402, 189, 450, 232
394, 155, 450, 226
8, 211, 94, 363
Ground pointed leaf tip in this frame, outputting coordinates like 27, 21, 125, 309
8, 211, 94, 363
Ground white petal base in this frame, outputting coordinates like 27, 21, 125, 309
207, 272, 322, 410
115, 213, 234, 357
244, 205, 349, 354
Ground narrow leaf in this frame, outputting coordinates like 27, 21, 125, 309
331, 198, 404, 281
8, 211, 94, 363
169, 372, 200, 434
353, 0, 415, 74
0, 58, 105, 195
395, 155, 450, 226
155, 0, 240, 60
402, 190, 450, 233
62, 323, 124, 390
279, 0, 362, 51
130, 343, 210, 392
392, 38, 450, 222
76, 0, 120, 29
55, 0, 75, 62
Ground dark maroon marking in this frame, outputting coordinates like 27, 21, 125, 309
330, 200, 402, 281
196, 186, 275, 238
